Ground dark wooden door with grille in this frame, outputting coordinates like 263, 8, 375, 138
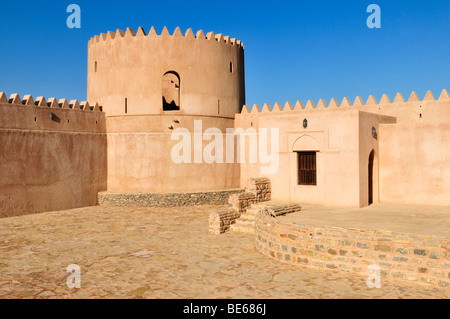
298, 152, 317, 186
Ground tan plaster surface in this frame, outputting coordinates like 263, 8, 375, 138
236, 98, 450, 208
282, 203, 450, 238
88, 29, 245, 118
0, 206, 448, 299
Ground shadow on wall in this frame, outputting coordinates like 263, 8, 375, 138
162, 71, 180, 111
162, 97, 180, 111
0, 94, 108, 218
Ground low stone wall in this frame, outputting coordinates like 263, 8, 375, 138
209, 210, 241, 235
228, 192, 257, 213
98, 189, 244, 207
258, 203, 303, 217
255, 213, 450, 288
246, 178, 271, 202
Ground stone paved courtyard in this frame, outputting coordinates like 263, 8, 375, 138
0, 206, 448, 299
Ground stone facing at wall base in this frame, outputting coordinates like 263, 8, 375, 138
255, 213, 450, 288
98, 189, 245, 207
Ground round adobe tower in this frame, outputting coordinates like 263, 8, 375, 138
87, 26, 245, 118
87, 26, 245, 193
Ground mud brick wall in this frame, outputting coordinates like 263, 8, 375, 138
0, 93, 106, 218
238, 90, 450, 207
246, 178, 271, 202
98, 189, 244, 207
255, 213, 450, 288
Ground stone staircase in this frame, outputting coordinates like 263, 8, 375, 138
230, 202, 302, 234
230, 207, 262, 234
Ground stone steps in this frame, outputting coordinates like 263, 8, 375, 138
229, 224, 255, 234
230, 207, 264, 234
230, 220, 256, 234
239, 210, 260, 220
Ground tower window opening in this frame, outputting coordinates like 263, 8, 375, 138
125, 98, 128, 114
230, 62, 233, 73
95, 61, 97, 72
162, 72, 181, 111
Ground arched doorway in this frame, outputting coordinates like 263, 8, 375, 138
162, 71, 180, 111
368, 150, 377, 205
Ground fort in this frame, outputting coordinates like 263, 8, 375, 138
0, 26, 449, 289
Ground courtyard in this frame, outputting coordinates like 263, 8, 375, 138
0, 205, 448, 299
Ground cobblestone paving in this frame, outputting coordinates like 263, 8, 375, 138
0, 206, 448, 299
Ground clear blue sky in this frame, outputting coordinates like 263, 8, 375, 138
0, 0, 449, 106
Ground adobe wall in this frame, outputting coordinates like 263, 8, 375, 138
105, 115, 241, 192
236, 90, 450, 207
343, 91, 450, 206
88, 26, 245, 194
0, 93, 107, 218
373, 92, 450, 206
87, 27, 245, 118
358, 111, 382, 207
235, 106, 380, 207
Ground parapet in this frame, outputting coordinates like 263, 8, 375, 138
0, 92, 103, 112
241, 89, 450, 114
88, 26, 244, 49
88, 26, 246, 118
0, 92, 105, 133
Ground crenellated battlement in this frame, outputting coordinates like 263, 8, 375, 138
0, 92, 105, 133
88, 26, 245, 118
241, 89, 450, 114
0, 92, 103, 112
88, 26, 244, 49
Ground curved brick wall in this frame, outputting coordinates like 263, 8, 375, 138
255, 213, 450, 288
